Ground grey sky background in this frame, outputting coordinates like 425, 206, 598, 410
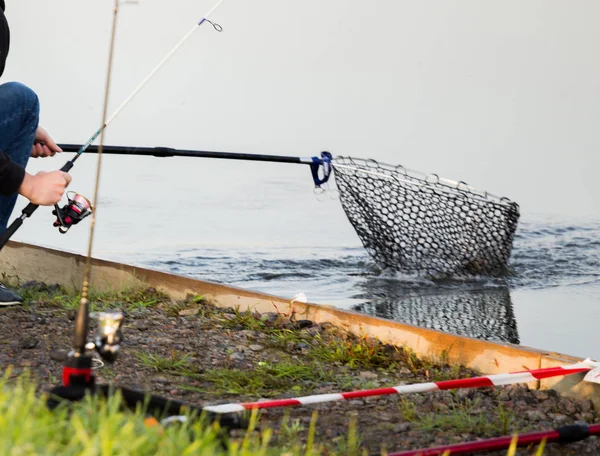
3, 0, 600, 254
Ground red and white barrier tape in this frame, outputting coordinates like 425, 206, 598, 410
203, 359, 598, 414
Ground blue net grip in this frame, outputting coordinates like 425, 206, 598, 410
310, 152, 333, 187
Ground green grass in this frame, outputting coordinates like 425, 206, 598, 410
0, 370, 369, 455
219, 308, 412, 372
13, 282, 171, 312
274, 411, 365, 456
220, 308, 275, 332
0, 371, 547, 455
276, 411, 305, 448
420, 361, 465, 382
180, 360, 341, 397
163, 295, 214, 318
0, 369, 231, 455
134, 347, 375, 398
399, 394, 518, 438
308, 333, 404, 370
135, 351, 197, 376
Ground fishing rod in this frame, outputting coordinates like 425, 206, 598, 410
24, 0, 245, 432
56, 143, 334, 188
0, 0, 228, 252
390, 423, 600, 456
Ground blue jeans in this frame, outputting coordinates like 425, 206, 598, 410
0, 82, 39, 232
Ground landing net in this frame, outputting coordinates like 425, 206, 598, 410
331, 157, 520, 277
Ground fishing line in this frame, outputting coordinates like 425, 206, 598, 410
74, 0, 120, 355
44, 1, 247, 433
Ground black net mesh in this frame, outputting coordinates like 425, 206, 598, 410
332, 157, 520, 278
352, 286, 519, 344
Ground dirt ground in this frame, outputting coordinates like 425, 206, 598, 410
1, 281, 599, 455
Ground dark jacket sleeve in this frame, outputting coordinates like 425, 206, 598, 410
0, 1, 25, 196
0, 154, 25, 196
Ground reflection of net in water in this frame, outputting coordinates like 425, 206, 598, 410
332, 157, 520, 278
353, 286, 519, 344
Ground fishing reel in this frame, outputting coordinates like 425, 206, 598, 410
66, 311, 125, 365
59, 310, 124, 390
52, 192, 93, 234
88, 311, 124, 364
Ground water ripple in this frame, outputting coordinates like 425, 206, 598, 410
132, 217, 600, 293
112, 216, 600, 347
507, 218, 600, 289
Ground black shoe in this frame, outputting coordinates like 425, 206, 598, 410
0, 284, 23, 306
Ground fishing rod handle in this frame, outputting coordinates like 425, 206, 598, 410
57, 143, 306, 164
0, 217, 24, 251
0, 160, 75, 251
61, 161, 74, 172
0, 201, 40, 252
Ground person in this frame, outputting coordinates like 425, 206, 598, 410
0, 0, 72, 305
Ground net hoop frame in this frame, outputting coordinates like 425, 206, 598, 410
331, 156, 519, 210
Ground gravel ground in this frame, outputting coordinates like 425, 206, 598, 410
1, 282, 599, 455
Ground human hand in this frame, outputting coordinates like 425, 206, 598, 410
18, 171, 72, 206
31, 126, 63, 158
